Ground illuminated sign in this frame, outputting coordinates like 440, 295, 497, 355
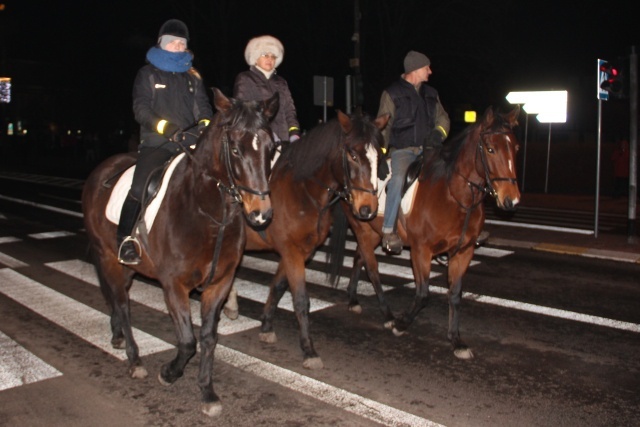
505, 90, 567, 123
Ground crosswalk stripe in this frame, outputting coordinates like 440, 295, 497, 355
0, 236, 20, 244
0, 330, 63, 392
0, 268, 174, 360
28, 231, 76, 240
0, 251, 28, 268
233, 278, 335, 312
45, 260, 261, 335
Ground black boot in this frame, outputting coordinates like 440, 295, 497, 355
117, 195, 142, 265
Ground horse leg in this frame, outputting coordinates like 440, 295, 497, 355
95, 258, 146, 378
283, 255, 323, 370
222, 286, 239, 320
447, 249, 475, 360
259, 263, 289, 344
196, 277, 234, 417
346, 248, 365, 313
158, 284, 197, 386
391, 246, 433, 336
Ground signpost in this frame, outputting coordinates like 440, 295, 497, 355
313, 76, 334, 123
506, 90, 568, 194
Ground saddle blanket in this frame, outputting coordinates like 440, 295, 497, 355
105, 153, 186, 231
377, 159, 420, 217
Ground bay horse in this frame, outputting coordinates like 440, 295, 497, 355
330, 106, 521, 359
82, 89, 278, 416
230, 111, 388, 369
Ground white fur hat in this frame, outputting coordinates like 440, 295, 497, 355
244, 35, 284, 68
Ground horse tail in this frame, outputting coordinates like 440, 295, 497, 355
326, 202, 348, 288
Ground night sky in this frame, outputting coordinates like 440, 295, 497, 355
1, 0, 637, 137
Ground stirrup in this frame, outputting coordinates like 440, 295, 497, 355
118, 236, 141, 265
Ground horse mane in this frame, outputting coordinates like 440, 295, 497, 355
281, 113, 380, 182
218, 98, 272, 132
423, 108, 514, 182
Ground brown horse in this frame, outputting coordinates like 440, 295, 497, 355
231, 111, 389, 369
82, 89, 278, 416
330, 106, 521, 359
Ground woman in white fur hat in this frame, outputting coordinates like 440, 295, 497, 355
233, 35, 300, 142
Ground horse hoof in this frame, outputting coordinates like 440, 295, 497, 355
259, 331, 277, 344
157, 372, 172, 386
111, 338, 125, 349
348, 304, 362, 314
392, 327, 407, 337
201, 401, 223, 417
454, 347, 474, 360
223, 307, 239, 320
383, 320, 395, 330
303, 357, 324, 370
129, 366, 148, 379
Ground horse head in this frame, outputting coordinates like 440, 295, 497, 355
205, 88, 278, 227
476, 105, 521, 210
337, 111, 389, 220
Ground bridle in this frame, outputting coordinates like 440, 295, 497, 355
476, 129, 518, 198
215, 126, 271, 204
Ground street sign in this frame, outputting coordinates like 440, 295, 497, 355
597, 58, 609, 101
505, 90, 567, 123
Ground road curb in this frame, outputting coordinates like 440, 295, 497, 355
488, 238, 640, 264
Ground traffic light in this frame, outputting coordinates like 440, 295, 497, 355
599, 62, 623, 94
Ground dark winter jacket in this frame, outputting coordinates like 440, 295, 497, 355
132, 64, 213, 150
233, 66, 300, 141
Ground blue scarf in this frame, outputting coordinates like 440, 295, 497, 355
146, 47, 193, 72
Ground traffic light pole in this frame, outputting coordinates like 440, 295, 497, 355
595, 100, 602, 238
627, 46, 637, 243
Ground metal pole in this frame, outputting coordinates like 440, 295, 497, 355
595, 99, 602, 238
323, 76, 327, 123
345, 75, 352, 115
521, 112, 529, 192
544, 123, 551, 193
628, 46, 638, 243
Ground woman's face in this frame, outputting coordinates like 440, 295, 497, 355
164, 39, 187, 53
256, 53, 277, 71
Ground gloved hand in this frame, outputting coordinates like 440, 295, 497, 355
426, 129, 445, 148
289, 134, 300, 142
163, 122, 184, 143
197, 119, 210, 136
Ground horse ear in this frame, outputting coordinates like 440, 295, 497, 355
481, 106, 495, 127
337, 110, 353, 134
260, 92, 280, 122
506, 105, 520, 127
212, 88, 233, 113
375, 113, 390, 131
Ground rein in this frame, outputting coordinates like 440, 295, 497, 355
201, 125, 270, 287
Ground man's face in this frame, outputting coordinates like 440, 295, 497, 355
416, 65, 432, 82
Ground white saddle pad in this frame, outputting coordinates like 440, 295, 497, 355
105, 153, 186, 232
377, 158, 420, 217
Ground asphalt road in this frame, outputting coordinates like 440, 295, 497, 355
0, 176, 639, 426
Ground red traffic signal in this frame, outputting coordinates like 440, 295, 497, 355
600, 62, 622, 93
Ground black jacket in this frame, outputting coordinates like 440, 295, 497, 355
132, 64, 213, 149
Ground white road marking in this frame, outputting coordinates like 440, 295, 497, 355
0, 251, 28, 268
28, 231, 75, 240
45, 260, 261, 335
0, 236, 20, 244
0, 268, 174, 360
0, 330, 63, 392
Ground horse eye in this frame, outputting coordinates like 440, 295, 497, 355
486, 146, 495, 154
231, 147, 240, 156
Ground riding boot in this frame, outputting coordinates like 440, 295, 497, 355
117, 195, 142, 265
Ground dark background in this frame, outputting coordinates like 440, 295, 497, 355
0, 0, 637, 192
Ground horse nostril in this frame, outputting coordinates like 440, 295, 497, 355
359, 206, 372, 218
504, 198, 514, 211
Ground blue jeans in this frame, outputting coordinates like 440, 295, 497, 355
382, 147, 421, 233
